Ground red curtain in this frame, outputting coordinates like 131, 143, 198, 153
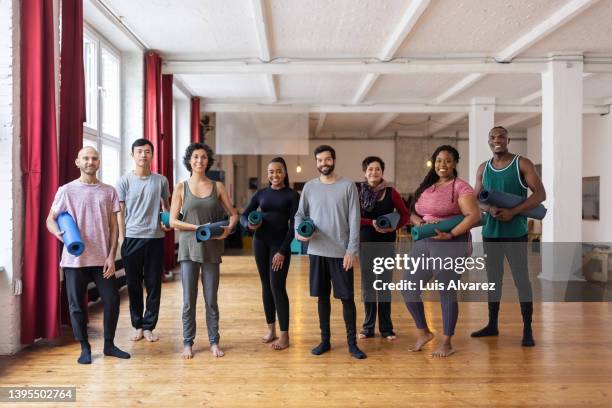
144, 51, 162, 172
20, 0, 61, 344
161, 74, 176, 271
59, 0, 85, 183
190, 97, 201, 143
145, 53, 176, 272
58, 0, 86, 327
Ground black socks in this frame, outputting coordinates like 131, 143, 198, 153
311, 340, 331, 355
471, 302, 500, 337
520, 302, 535, 347
103, 340, 131, 359
78, 341, 91, 365
348, 342, 367, 359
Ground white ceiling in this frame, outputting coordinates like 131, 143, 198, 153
86, 0, 612, 136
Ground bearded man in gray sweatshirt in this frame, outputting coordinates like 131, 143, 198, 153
295, 145, 366, 359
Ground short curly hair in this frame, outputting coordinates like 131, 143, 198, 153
183, 143, 215, 174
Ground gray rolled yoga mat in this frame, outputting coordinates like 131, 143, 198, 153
478, 189, 547, 219
196, 220, 230, 242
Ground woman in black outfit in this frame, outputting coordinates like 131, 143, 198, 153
241, 157, 299, 350
358, 156, 410, 340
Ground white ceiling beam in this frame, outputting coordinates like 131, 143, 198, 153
496, 113, 541, 129
163, 59, 554, 75
435, 0, 599, 104
368, 113, 400, 137
424, 113, 467, 136
520, 72, 595, 104
172, 76, 193, 98
352, 0, 430, 103
435, 74, 485, 103
314, 113, 327, 137
201, 103, 608, 114
249, 0, 277, 102
496, 0, 600, 62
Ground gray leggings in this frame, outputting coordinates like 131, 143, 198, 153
181, 261, 220, 346
402, 235, 470, 336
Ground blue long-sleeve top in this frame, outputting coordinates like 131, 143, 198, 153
241, 186, 300, 255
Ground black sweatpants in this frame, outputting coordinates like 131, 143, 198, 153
64, 266, 119, 342
253, 237, 290, 331
309, 255, 357, 343
121, 238, 164, 331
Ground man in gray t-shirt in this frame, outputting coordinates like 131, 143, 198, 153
295, 145, 366, 359
116, 139, 170, 342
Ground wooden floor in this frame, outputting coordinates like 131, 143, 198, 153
2, 254, 612, 407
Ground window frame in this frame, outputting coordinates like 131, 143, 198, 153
83, 24, 122, 183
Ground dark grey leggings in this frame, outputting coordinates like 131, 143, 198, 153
181, 261, 220, 346
402, 235, 470, 336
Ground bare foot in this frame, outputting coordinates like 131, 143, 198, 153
385, 334, 397, 341
131, 328, 144, 341
261, 331, 277, 343
272, 332, 290, 350
143, 330, 159, 342
431, 343, 455, 358
211, 344, 225, 358
409, 331, 434, 352
182, 345, 194, 359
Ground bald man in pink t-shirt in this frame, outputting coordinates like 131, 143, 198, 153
47, 147, 130, 364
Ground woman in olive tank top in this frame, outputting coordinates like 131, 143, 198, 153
170, 143, 239, 359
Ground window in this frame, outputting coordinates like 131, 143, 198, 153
83, 26, 122, 184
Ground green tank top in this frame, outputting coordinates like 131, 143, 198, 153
482, 154, 528, 238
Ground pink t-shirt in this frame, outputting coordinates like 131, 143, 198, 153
415, 178, 474, 222
51, 179, 120, 268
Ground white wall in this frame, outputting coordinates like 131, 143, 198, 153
526, 114, 612, 242
0, 0, 21, 355
174, 99, 190, 184
120, 51, 144, 174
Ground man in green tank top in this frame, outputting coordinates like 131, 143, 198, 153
471, 126, 546, 347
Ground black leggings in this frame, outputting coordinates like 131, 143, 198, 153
253, 238, 290, 331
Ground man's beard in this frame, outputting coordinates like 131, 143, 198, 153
317, 163, 334, 175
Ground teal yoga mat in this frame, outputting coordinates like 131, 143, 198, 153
411, 214, 485, 241
478, 189, 547, 219
57, 212, 85, 256
196, 220, 230, 242
159, 211, 183, 228
376, 212, 401, 229
296, 218, 316, 238
248, 211, 263, 226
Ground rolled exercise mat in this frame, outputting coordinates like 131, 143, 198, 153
247, 211, 263, 226
160, 211, 183, 228
411, 214, 486, 241
57, 212, 85, 256
196, 220, 230, 242
478, 189, 547, 219
296, 218, 316, 238
376, 212, 401, 229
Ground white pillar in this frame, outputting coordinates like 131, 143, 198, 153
469, 97, 495, 243
540, 56, 583, 281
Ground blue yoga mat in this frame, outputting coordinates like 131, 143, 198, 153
411, 213, 486, 241
478, 189, 547, 220
296, 218, 316, 238
196, 220, 230, 242
160, 211, 183, 228
57, 212, 85, 256
376, 212, 401, 229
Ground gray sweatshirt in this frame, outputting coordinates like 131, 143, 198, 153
294, 176, 360, 258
